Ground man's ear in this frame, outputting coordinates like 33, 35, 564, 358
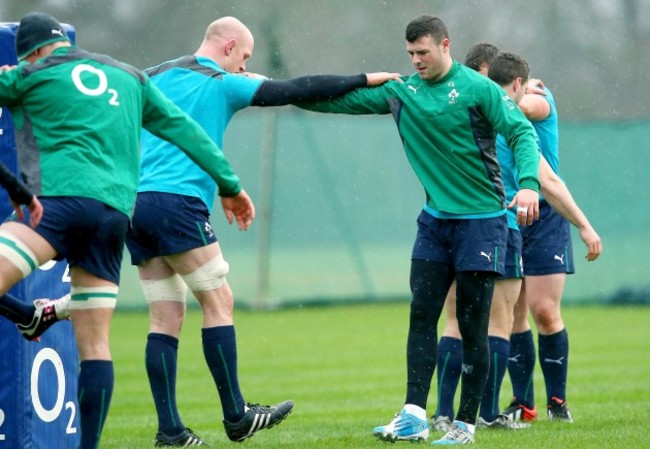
515, 76, 524, 93
225, 39, 236, 56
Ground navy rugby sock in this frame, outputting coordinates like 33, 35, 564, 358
0, 292, 34, 325
539, 329, 569, 404
78, 360, 113, 449
479, 336, 510, 421
508, 330, 536, 408
146, 333, 184, 435
202, 325, 245, 422
435, 336, 462, 419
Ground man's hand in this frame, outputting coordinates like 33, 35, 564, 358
525, 78, 546, 95
508, 188, 539, 226
365, 72, 402, 86
12, 195, 43, 228
578, 226, 602, 261
240, 71, 269, 80
220, 189, 255, 231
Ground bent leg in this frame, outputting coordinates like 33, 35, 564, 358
166, 243, 244, 422
0, 222, 57, 324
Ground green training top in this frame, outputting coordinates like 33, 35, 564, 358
301, 61, 540, 217
0, 46, 241, 216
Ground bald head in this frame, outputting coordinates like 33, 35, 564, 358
197, 16, 254, 72
204, 16, 251, 42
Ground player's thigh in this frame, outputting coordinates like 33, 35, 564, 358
138, 256, 177, 280
165, 241, 225, 275
0, 221, 57, 262
523, 273, 566, 312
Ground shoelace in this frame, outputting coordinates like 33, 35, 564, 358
246, 403, 274, 413
444, 425, 470, 441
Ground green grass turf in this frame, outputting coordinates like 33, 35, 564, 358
101, 304, 650, 448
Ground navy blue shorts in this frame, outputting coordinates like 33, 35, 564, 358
411, 210, 508, 275
30, 197, 128, 284
520, 202, 574, 275
126, 192, 218, 265
503, 228, 523, 280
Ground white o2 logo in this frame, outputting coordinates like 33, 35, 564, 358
31, 348, 77, 434
39, 261, 71, 282
71, 64, 120, 106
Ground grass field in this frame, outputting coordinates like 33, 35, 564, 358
100, 303, 650, 448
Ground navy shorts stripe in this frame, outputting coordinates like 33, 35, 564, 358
503, 228, 523, 279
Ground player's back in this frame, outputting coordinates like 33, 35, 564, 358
138, 55, 261, 210
13, 45, 148, 215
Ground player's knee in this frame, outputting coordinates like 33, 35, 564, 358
181, 254, 230, 293
141, 274, 188, 304
69, 285, 119, 310
0, 230, 38, 279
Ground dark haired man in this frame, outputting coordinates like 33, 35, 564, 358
299, 15, 541, 445
432, 47, 601, 434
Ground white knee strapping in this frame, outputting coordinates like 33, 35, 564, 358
181, 253, 230, 292
0, 230, 38, 278
69, 285, 119, 310
141, 274, 188, 304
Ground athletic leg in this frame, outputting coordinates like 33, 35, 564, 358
508, 286, 537, 411
0, 222, 57, 324
139, 256, 189, 437
454, 271, 495, 425
406, 259, 454, 408
526, 274, 570, 411
479, 278, 520, 422
69, 267, 118, 449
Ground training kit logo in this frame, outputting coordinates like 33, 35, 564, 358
408, 85, 418, 94
480, 251, 492, 262
448, 88, 459, 104
554, 254, 565, 265
502, 95, 516, 110
447, 81, 459, 104
51, 28, 65, 37
204, 222, 215, 238
544, 356, 565, 365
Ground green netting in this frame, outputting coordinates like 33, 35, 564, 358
116, 112, 648, 309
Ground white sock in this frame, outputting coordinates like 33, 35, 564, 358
403, 404, 427, 421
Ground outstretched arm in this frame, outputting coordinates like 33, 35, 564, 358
251, 72, 400, 106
